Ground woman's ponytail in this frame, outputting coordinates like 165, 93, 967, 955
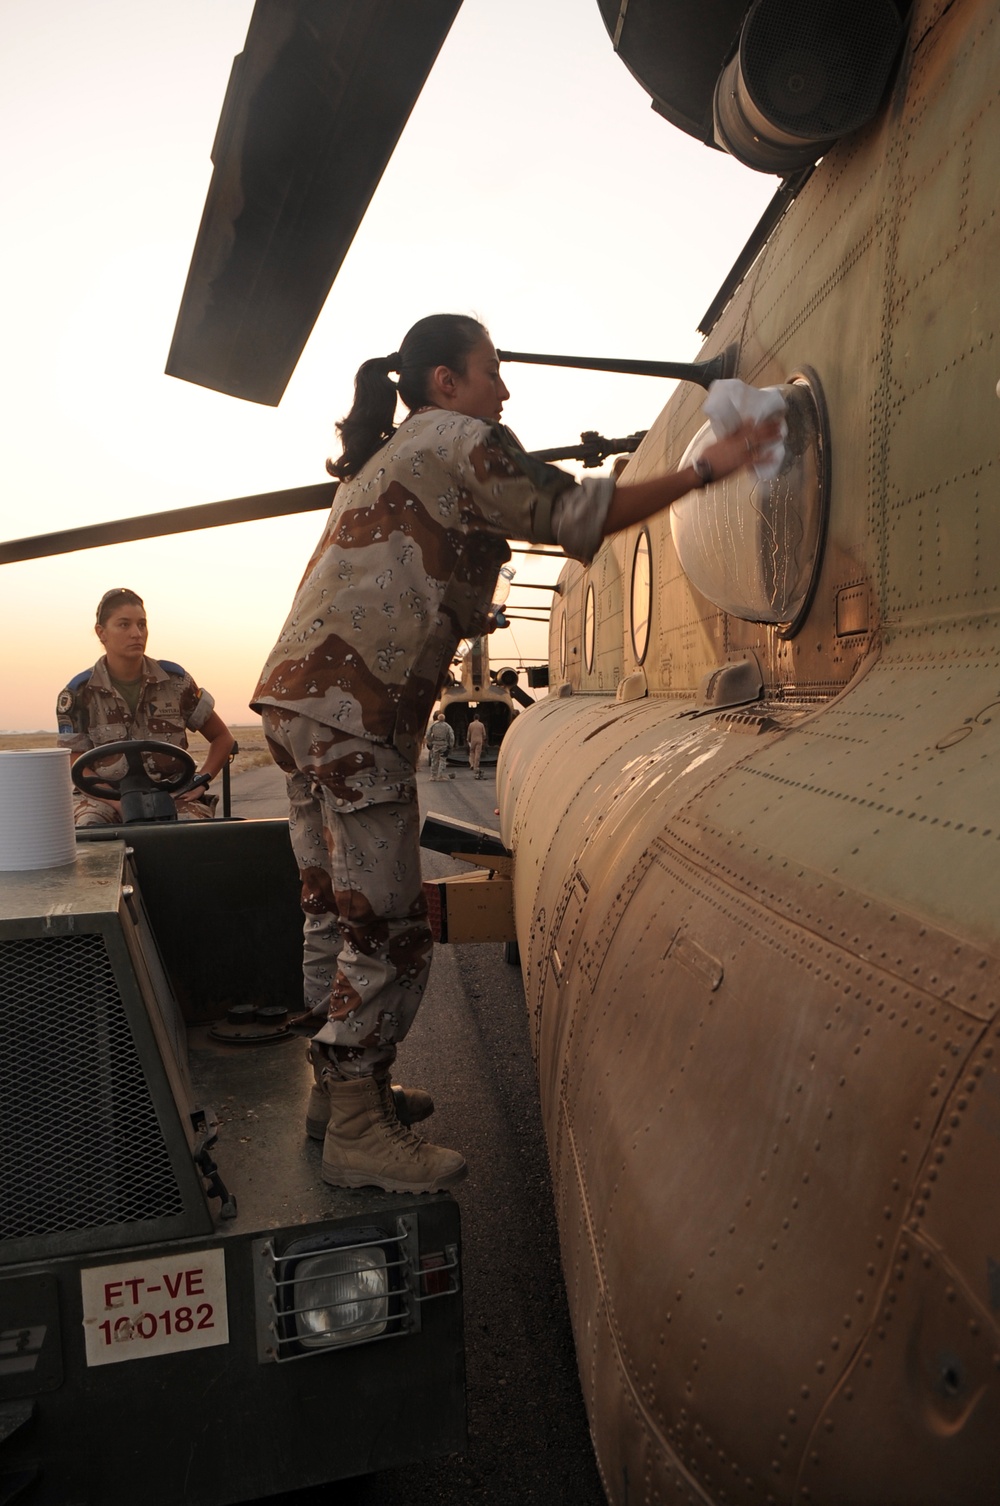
328, 316, 486, 480
328, 356, 400, 480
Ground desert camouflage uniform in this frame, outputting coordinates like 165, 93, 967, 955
261, 706, 427, 1074
253, 407, 614, 1076
425, 717, 455, 779
56, 655, 218, 826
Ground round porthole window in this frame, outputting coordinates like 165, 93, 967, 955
584, 583, 596, 672
630, 530, 652, 664
670, 369, 829, 637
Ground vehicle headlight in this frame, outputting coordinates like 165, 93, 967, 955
294, 1248, 388, 1347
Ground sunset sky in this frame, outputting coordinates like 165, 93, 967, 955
0, 0, 776, 732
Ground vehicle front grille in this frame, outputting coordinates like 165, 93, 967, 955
0, 933, 184, 1240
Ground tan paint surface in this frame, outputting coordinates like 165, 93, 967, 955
505, 2, 1000, 1500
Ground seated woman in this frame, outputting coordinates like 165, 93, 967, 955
56, 587, 235, 826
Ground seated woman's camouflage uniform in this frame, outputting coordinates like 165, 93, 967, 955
57, 656, 220, 826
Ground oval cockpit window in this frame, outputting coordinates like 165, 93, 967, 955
584, 583, 596, 672
670, 369, 829, 636
630, 530, 652, 664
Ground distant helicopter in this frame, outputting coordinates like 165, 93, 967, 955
4, 2, 998, 1504
437, 641, 522, 767
434, 567, 542, 764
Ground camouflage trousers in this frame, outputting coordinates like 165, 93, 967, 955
72, 792, 217, 826
261, 709, 432, 1079
428, 747, 450, 779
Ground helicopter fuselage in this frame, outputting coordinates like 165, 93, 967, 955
498, 0, 1000, 1499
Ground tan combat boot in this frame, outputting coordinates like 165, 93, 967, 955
321, 1074, 466, 1192
305, 1042, 434, 1140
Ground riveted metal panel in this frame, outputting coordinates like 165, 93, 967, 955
555, 830, 997, 1502
909, 1023, 1000, 1316
576, 851, 657, 996
500, 4, 1000, 1501
880, 1, 1000, 629
501, 693, 789, 1117
569, 0, 1000, 715
680, 651, 1000, 955
835, 583, 870, 636
803, 1231, 1000, 1503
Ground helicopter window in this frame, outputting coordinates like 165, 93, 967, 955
670, 372, 828, 636
558, 610, 568, 678
584, 584, 596, 672
630, 530, 652, 665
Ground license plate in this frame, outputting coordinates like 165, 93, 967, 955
80, 1248, 229, 1367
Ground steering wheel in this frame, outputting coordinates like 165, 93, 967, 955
72, 739, 200, 800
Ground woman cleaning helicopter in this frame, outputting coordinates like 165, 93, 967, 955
252, 312, 781, 1196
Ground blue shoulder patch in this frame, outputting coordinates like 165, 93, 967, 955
67, 668, 93, 691
158, 660, 188, 678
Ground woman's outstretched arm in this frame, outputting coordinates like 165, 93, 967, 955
601, 416, 783, 538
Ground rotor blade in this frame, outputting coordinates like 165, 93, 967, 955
166, 0, 462, 406
0, 483, 335, 566
1, 426, 629, 568
496, 347, 736, 387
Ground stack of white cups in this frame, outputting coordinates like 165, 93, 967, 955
0, 749, 77, 871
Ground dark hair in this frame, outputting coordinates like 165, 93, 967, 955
329, 314, 487, 480
96, 588, 144, 625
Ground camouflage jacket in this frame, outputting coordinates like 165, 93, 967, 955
56, 656, 216, 776
425, 719, 455, 753
252, 408, 612, 767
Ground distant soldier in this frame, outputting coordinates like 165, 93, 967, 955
426, 711, 455, 780
467, 711, 487, 779
252, 312, 779, 1197
56, 588, 234, 826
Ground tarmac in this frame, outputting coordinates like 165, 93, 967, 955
230, 757, 607, 1506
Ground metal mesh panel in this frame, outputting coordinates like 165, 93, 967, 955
743, 0, 901, 138
0, 933, 184, 1239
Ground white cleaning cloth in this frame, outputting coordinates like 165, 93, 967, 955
702, 378, 788, 481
